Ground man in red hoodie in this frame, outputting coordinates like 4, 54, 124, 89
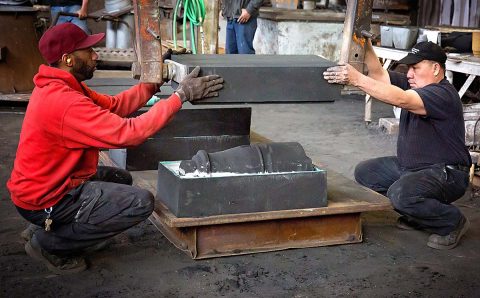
7, 23, 223, 274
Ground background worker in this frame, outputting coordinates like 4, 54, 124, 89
221, 0, 263, 54
7, 23, 223, 274
47, 0, 90, 33
323, 41, 471, 250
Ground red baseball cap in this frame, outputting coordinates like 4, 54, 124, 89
39, 23, 105, 64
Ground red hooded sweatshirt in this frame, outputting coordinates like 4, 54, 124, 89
7, 65, 182, 210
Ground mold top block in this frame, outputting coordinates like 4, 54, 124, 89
170, 54, 342, 103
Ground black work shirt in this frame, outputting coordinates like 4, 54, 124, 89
388, 71, 471, 170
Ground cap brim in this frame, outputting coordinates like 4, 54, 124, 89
397, 53, 424, 65
75, 33, 105, 50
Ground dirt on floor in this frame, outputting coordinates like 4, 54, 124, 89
1, 98, 479, 297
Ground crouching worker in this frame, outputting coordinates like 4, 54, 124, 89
323, 40, 471, 250
7, 23, 223, 274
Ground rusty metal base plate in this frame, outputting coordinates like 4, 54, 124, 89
150, 203, 362, 259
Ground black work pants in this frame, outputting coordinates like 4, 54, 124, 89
354, 156, 468, 236
17, 166, 154, 256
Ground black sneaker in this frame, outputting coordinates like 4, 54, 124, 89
396, 216, 421, 231
25, 235, 87, 274
427, 216, 470, 250
20, 224, 41, 242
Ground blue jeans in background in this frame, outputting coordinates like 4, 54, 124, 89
51, 5, 89, 33
226, 17, 257, 54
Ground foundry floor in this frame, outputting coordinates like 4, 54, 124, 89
1, 94, 479, 297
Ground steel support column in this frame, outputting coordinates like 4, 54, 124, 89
339, 0, 374, 74
132, 0, 164, 83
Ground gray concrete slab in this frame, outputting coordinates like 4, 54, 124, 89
1, 96, 479, 297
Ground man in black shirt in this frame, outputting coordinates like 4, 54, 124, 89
323, 41, 471, 250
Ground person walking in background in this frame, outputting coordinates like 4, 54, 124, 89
221, 0, 263, 54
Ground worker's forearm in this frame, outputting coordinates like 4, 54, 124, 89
108, 83, 160, 117
78, 0, 89, 15
348, 69, 425, 115
364, 40, 389, 82
355, 74, 408, 107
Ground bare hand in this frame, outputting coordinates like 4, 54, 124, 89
323, 63, 360, 86
237, 9, 251, 24
76, 7, 88, 19
176, 66, 224, 102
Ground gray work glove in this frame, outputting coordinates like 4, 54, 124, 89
175, 66, 224, 103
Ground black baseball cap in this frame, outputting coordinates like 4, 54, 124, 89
397, 41, 447, 65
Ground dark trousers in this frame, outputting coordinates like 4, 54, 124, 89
17, 166, 154, 256
226, 18, 257, 54
354, 156, 468, 236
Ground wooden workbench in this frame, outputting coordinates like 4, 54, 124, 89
101, 132, 391, 259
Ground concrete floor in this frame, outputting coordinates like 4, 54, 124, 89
1, 94, 479, 297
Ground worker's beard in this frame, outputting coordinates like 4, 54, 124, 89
73, 59, 96, 81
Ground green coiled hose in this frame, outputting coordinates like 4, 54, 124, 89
173, 0, 206, 54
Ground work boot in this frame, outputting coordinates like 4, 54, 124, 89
20, 224, 41, 242
25, 235, 87, 274
427, 216, 470, 250
396, 216, 421, 231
